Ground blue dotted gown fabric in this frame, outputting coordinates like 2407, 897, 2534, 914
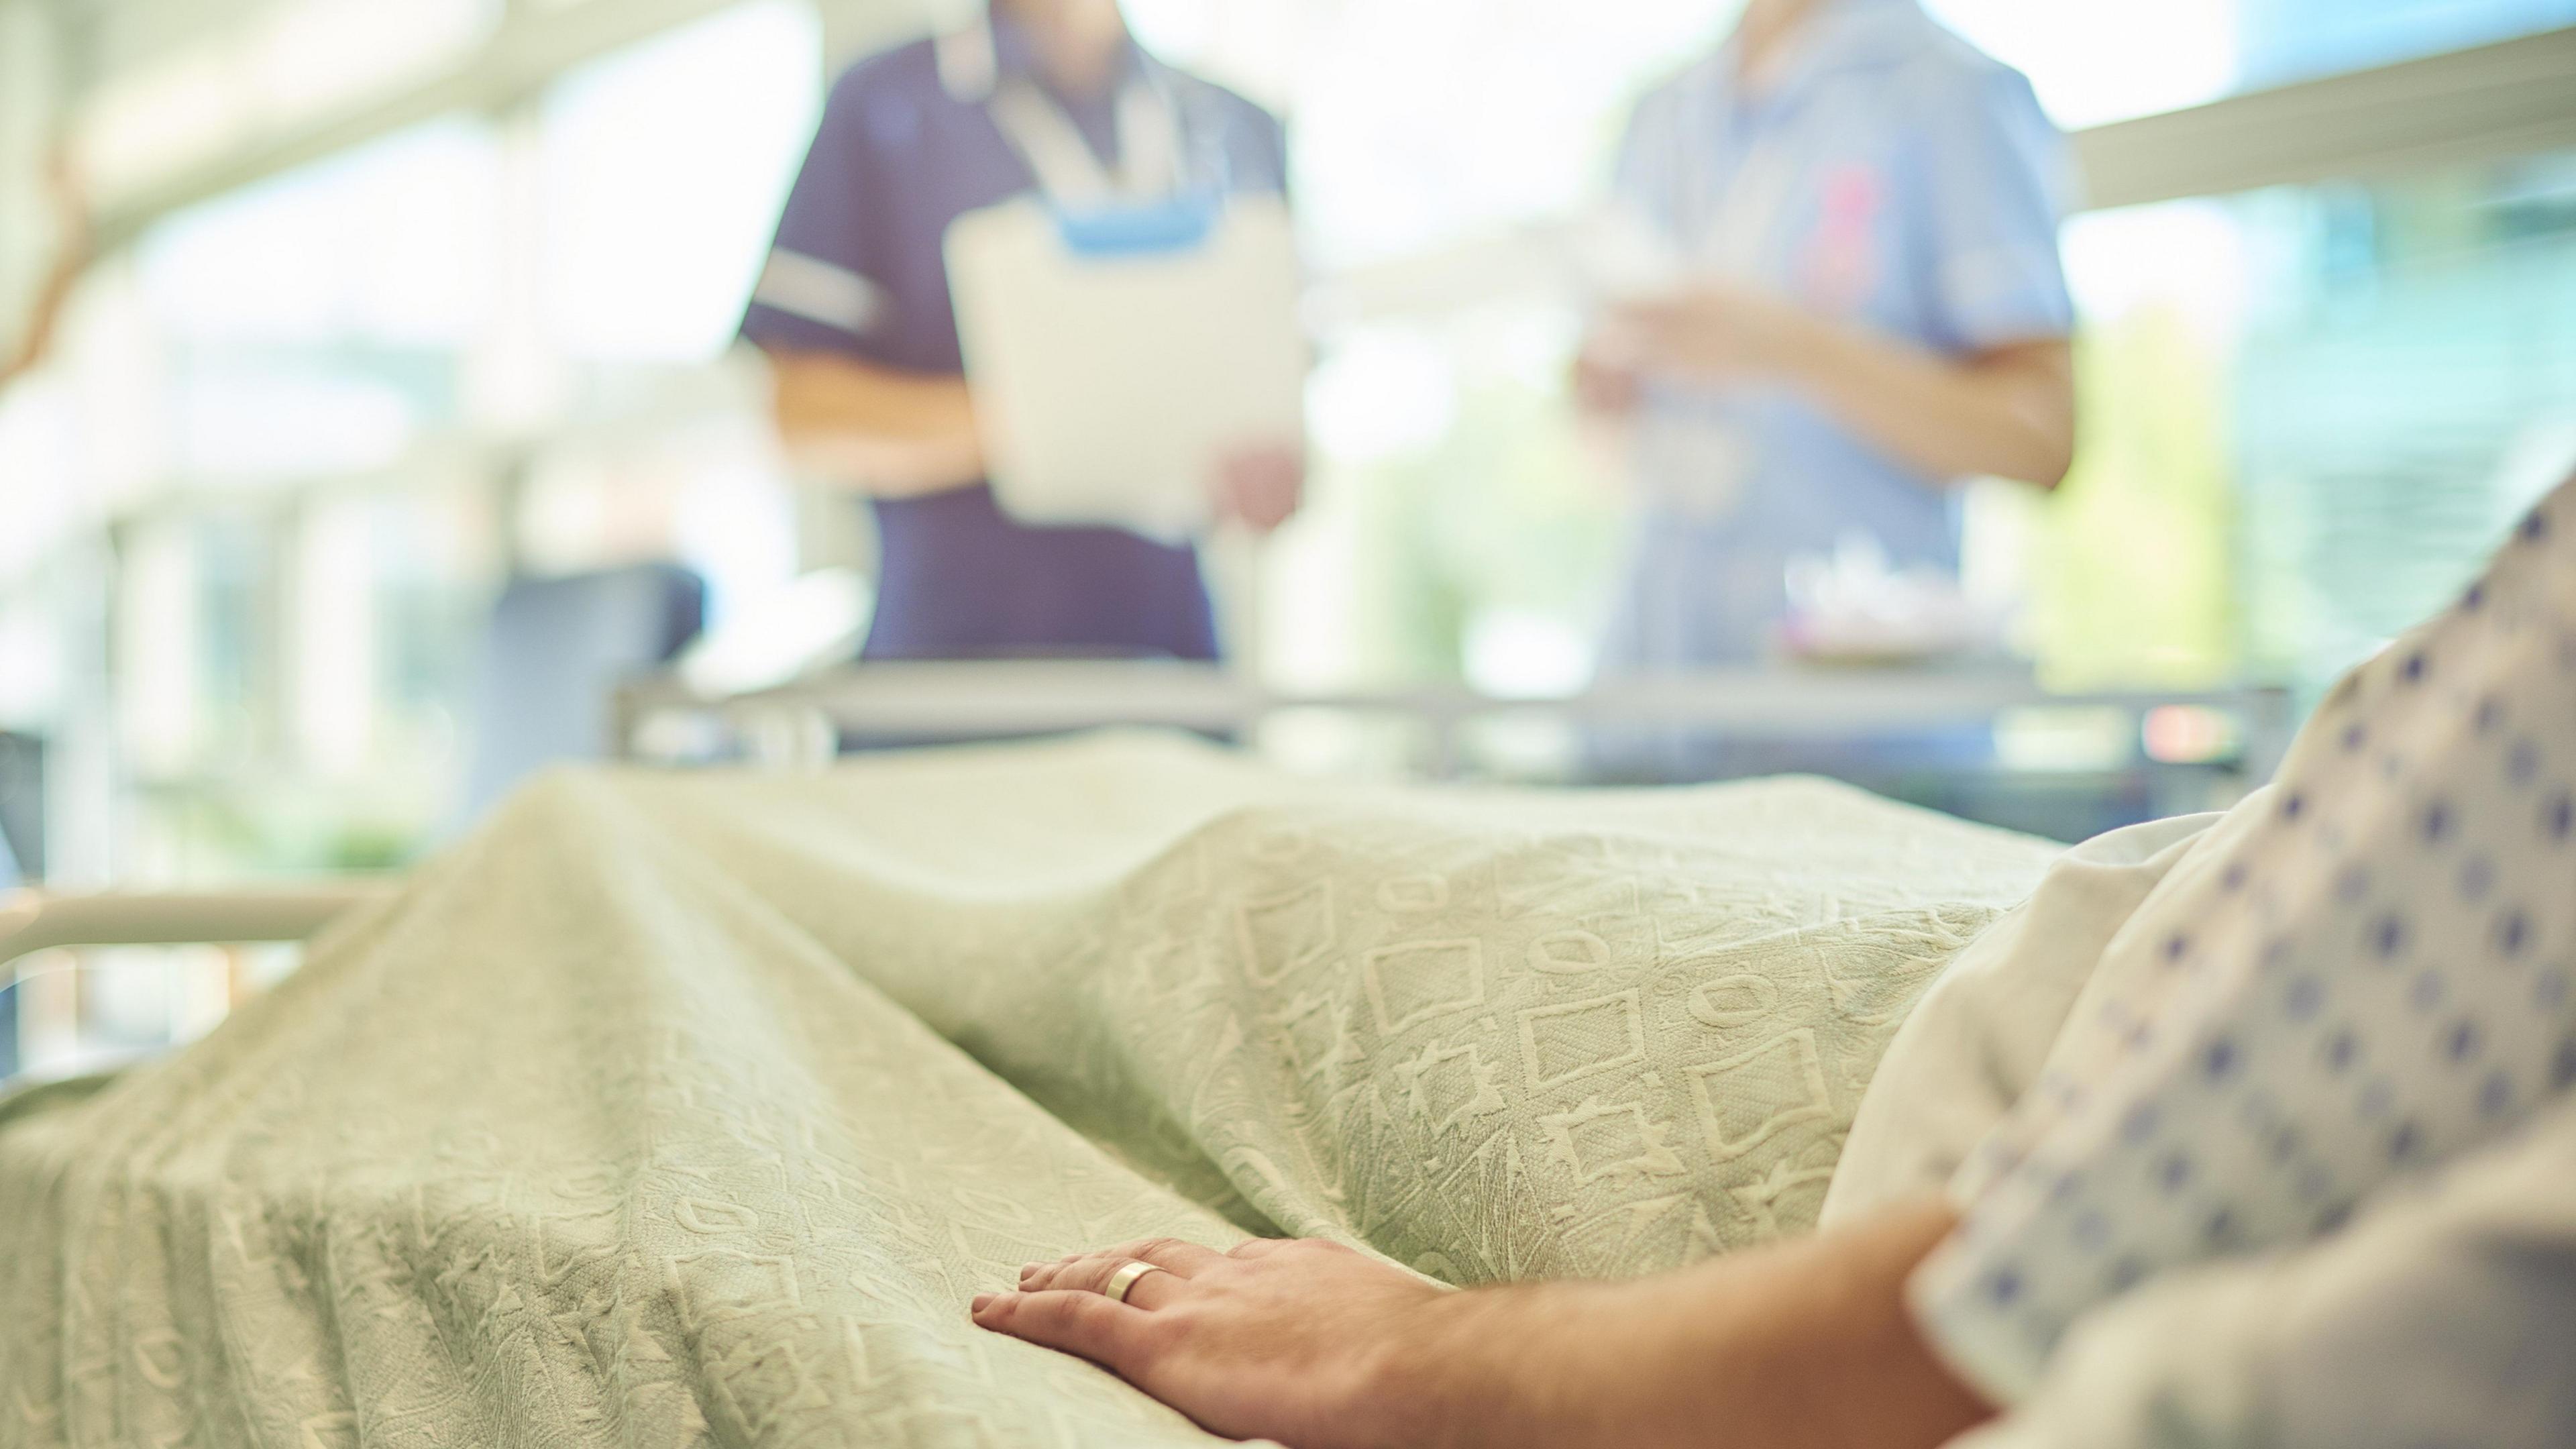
1917, 477, 2576, 1440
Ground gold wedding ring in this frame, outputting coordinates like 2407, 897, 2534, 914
1103, 1259, 1164, 1304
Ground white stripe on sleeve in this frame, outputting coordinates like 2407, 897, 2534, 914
751, 249, 888, 337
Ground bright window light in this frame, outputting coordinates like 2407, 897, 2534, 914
2061, 199, 2249, 337
77, 0, 501, 203
1925, 0, 2240, 129
1307, 325, 1459, 463
539, 0, 823, 362
247, 0, 501, 128
170, 368, 419, 482
1464, 608, 1591, 699
135, 119, 502, 351
79, 52, 250, 203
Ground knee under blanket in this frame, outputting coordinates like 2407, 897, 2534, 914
0, 733, 2058, 1446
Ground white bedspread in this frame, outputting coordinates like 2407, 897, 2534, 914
0, 733, 2059, 1446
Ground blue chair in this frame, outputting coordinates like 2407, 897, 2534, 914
455, 564, 706, 828
0, 831, 16, 1083
0, 733, 35, 1084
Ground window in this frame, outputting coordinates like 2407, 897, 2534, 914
2019, 150, 2576, 697
77, 0, 504, 205
1931, 0, 2576, 128
537, 0, 822, 362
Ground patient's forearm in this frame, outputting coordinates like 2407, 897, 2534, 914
978, 1194, 1989, 1449
763, 347, 985, 497
1397, 1198, 1990, 1449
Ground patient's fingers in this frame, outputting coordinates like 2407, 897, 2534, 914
969, 1290, 1150, 1371
1036, 1246, 1212, 1309
1023, 1237, 1224, 1295
1104, 1237, 1231, 1277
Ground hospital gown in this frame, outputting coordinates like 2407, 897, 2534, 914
1913, 474, 2576, 1448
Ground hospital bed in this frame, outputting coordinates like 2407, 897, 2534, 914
0, 651, 2290, 1442
1, 664, 2289, 1095
0, 733, 2086, 1440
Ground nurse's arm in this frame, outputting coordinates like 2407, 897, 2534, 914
1784, 329, 2074, 491
1610, 290, 2075, 490
762, 347, 987, 498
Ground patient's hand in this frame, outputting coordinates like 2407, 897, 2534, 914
973, 1236, 1447, 1448
971, 1199, 1994, 1449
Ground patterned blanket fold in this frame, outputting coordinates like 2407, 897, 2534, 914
0, 732, 2058, 1447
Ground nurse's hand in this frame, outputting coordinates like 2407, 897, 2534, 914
1571, 339, 1643, 414
1607, 282, 1819, 384
1213, 443, 1304, 534
1610, 285, 2077, 488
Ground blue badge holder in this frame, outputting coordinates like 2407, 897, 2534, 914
1051, 191, 1224, 258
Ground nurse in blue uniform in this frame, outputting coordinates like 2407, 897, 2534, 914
741, 0, 1297, 661
1580, 0, 2077, 677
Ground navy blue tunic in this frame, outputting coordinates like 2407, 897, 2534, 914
741, 20, 1288, 661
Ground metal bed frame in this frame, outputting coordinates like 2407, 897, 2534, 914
0, 882, 393, 1089
5, 661, 2291, 1089
610, 658, 2298, 780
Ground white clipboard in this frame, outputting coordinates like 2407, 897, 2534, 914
943, 191, 1305, 541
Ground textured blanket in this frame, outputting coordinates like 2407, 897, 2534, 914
0, 733, 2059, 1446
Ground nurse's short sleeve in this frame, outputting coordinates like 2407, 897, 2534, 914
1216, 90, 1290, 197
1906, 64, 2074, 352
740, 65, 902, 360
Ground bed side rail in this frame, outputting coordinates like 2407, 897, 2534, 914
0, 882, 398, 975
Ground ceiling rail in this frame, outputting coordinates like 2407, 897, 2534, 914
87, 0, 896, 253
2073, 25, 2576, 212
74, 17, 2576, 279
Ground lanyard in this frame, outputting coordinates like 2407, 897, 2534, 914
1694, 129, 1800, 276
1665, 25, 1835, 277
938, 18, 1185, 206
989, 73, 1182, 204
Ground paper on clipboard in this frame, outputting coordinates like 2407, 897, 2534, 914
948, 192, 1308, 541
945, 191, 1305, 541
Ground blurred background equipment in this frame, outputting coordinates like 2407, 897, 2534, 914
455, 561, 705, 823
3, 0, 2575, 1079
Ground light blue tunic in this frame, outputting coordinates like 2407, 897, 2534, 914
1601, 0, 2075, 671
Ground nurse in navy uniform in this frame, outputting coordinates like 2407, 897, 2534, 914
741, 0, 1298, 661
